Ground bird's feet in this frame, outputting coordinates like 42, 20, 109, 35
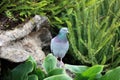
57, 60, 64, 68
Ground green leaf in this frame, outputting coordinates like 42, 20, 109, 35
34, 1, 48, 8
101, 55, 106, 65
42, 54, 57, 73
74, 73, 88, 80
100, 66, 120, 80
20, 11, 27, 16
82, 65, 104, 78
75, 73, 102, 80
66, 20, 72, 27
28, 74, 38, 80
67, 8, 73, 15
86, 0, 96, 7
74, 65, 103, 80
33, 68, 46, 80
65, 64, 88, 73
48, 68, 65, 77
5, 10, 14, 19
11, 60, 34, 80
27, 56, 37, 70
44, 74, 72, 80
54, 17, 63, 24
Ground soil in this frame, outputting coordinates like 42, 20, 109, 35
0, 14, 30, 30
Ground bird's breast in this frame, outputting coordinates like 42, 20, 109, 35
52, 38, 69, 52
51, 36, 69, 58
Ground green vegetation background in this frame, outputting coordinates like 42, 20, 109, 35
0, 0, 120, 78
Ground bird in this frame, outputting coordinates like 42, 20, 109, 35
50, 27, 69, 67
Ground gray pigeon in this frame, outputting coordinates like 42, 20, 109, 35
50, 27, 69, 67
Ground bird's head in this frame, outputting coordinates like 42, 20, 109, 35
59, 27, 69, 34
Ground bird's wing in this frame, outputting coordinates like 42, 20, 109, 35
50, 38, 69, 58
60, 41, 69, 58
50, 38, 54, 52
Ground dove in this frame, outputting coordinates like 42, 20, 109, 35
50, 27, 69, 67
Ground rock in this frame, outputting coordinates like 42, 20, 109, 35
0, 15, 52, 66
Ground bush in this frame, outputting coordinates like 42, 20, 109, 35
3, 54, 72, 80
3, 54, 120, 80
65, 0, 120, 67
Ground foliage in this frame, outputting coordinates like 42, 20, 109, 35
64, 0, 120, 68
11, 57, 35, 80
65, 64, 104, 80
3, 54, 72, 80
65, 63, 120, 80
42, 54, 57, 73
99, 66, 120, 80
0, 0, 48, 20
65, 64, 88, 74
3, 55, 120, 80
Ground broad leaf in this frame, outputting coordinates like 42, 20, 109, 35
44, 74, 72, 80
65, 64, 88, 73
27, 56, 37, 70
28, 74, 38, 80
100, 66, 120, 80
42, 54, 57, 73
74, 65, 103, 80
11, 60, 34, 80
33, 68, 46, 80
48, 68, 65, 77
74, 73, 88, 80
82, 65, 104, 79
